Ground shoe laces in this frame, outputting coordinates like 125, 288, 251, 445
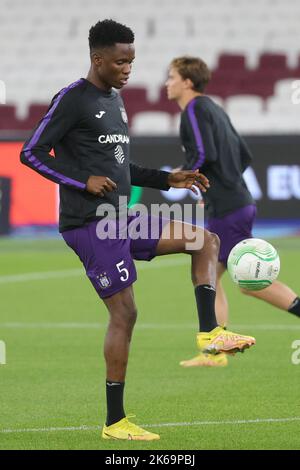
119, 415, 147, 435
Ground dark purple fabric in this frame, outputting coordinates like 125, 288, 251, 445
62, 215, 169, 299
187, 98, 206, 169
207, 204, 257, 265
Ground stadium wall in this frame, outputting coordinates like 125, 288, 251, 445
0, 136, 299, 231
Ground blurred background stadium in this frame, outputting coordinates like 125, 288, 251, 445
0, 0, 300, 237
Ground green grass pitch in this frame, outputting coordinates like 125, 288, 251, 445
0, 236, 300, 450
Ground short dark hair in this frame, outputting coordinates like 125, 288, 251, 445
170, 56, 211, 92
89, 19, 134, 51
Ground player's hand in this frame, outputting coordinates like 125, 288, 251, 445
86, 176, 117, 197
171, 166, 183, 173
167, 169, 210, 194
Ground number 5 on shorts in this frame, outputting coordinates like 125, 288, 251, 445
116, 260, 129, 282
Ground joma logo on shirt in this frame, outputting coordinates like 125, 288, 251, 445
98, 134, 130, 144
95, 110, 106, 119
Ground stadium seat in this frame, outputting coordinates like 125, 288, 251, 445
120, 87, 151, 125
266, 95, 300, 133
226, 95, 271, 134
258, 53, 288, 72
274, 78, 300, 97
206, 70, 247, 98
228, 113, 273, 134
131, 111, 174, 135
2, 0, 300, 134
226, 95, 264, 114
18, 104, 49, 131
0, 105, 20, 130
151, 87, 179, 115
238, 71, 277, 98
217, 54, 247, 72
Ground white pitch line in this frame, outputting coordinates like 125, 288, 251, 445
0, 258, 189, 284
0, 323, 299, 331
1, 416, 300, 434
0, 268, 83, 284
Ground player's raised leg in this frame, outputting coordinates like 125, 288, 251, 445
155, 220, 256, 357
101, 286, 160, 441
240, 280, 300, 319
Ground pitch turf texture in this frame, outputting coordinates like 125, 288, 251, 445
0, 237, 300, 450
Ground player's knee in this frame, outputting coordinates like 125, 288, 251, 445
112, 304, 137, 331
189, 230, 220, 260
126, 306, 138, 329
204, 230, 220, 253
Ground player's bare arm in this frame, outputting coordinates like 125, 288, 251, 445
168, 169, 210, 193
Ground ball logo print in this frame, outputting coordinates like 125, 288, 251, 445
0, 341, 6, 365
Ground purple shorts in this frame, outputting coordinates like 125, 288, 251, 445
207, 205, 257, 266
62, 215, 169, 299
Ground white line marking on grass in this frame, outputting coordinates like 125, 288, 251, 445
0, 425, 101, 434
234, 324, 300, 331
0, 269, 83, 284
0, 322, 106, 329
1, 417, 300, 434
149, 417, 300, 428
0, 323, 299, 331
0, 258, 189, 284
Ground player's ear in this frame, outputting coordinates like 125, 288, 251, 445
184, 78, 194, 90
91, 52, 103, 67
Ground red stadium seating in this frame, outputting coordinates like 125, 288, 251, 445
258, 53, 288, 72
120, 87, 151, 126
0, 105, 20, 130
217, 54, 247, 72
150, 87, 178, 115
206, 70, 248, 98
238, 71, 277, 98
2, 54, 299, 132
18, 104, 49, 130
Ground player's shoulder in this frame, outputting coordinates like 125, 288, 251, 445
50, 79, 86, 107
194, 95, 227, 121
184, 96, 212, 121
194, 95, 216, 111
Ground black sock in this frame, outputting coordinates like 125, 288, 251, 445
288, 297, 300, 318
106, 380, 125, 426
195, 284, 218, 332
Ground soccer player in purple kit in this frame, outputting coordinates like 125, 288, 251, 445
166, 56, 300, 368
21, 20, 255, 441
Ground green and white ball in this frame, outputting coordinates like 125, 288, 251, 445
227, 238, 280, 291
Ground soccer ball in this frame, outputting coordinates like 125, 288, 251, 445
227, 238, 280, 291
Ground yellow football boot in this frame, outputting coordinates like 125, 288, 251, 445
102, 416, 160, 441
180, 352, 228, 367
197, 326, 256, 355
